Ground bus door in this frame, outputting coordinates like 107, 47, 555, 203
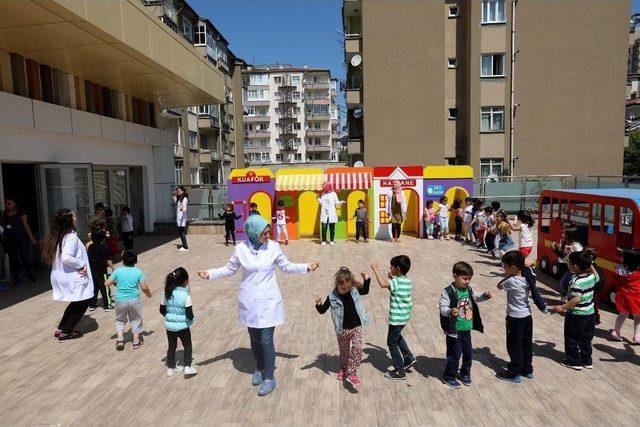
568, 199, 590, 245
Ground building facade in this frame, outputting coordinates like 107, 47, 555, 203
241, 65, 342, 166
343, 0, 630, 176
0, 0, 226, 237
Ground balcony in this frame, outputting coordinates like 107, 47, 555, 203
223, 153, 232, 162
247, 130, 271, 138
306, 129, 330, 137
304, 81, 331, 90
198, 115, 220, 129
306, 112, 331, 120
211, 151, 222, 161
345, 36, 362, 54
247, 99, 271, 107
199, 151, 213, 164
244, 115, 271, 123
346, 89, 362, 106
174, 144, 184, 158
304, 96, 330, 105
306, 143, 332, 152
244, 144, 270, 153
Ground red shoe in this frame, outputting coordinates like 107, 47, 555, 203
284, 240, 289, 245
337, 370, 344, 381
346, 373, 362, 386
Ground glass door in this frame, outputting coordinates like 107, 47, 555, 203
39, 164, 94, 240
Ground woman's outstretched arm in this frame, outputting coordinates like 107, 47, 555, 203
198, 251, 241, 280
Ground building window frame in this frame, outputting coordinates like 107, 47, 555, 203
448, 6, 459, 18
481, 0, 506, 24
481, 106, 505, 132
188, 131, 198, 149
481, 53, 506, 78
447, 58, 457, 69
182, 17, 193, 42
274, 76, 282, 84
480, 158, 504, 177
448, 108, 458, 120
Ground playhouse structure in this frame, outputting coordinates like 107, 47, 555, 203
227, 168, 275, 239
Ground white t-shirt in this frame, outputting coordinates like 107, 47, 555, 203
438, 204, 449, 218
121, 214, 133, 233
463, 205, 474, 223
176, 197, 188, 227
519, 223, 533, 248
275, 209, 287, 226
558, 242, 583, 263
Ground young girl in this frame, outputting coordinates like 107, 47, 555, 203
120, 206, 134, 250
219, 203, 242, 246
611, 248, 640, 342
472, 202, 487, 248
272, 200, 290, 245
315, 267, 371, 386
463, 197, 475, 243
492, 211, 515, 258
451, 199, 463, 241
161, 267, 197, 376
422, 200, 436, 240
438, 196, 450, 240
173, 186, 189, 251
508, 210, 535, 259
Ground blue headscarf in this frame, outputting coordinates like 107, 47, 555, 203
244, 214, 269, 249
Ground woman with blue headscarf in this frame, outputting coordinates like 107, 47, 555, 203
198, 214, 319, 396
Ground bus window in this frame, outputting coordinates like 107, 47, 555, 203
621, 207, 633, 235
569, 200, 590, 226
559, 199, 567, 220
604, 204, 615, 235
540, 197, 551, 233
552, 198, 559, 219
591, 204, 602, 231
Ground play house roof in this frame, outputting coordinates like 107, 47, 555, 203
423, 165, 473, 178
373, 166, 423, 178
229, 168, 275, 179
325, 167, 373, 190
275, 168, 324, 191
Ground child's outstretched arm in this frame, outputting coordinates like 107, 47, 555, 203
473, 289, 492, 302
315, 295, 330, 314
105, 277, 115, 288
550, 296, 580, 313
358, 273, 371, 295
139, 280, 152, 298
370, 262, 390, 289
198, 251, 241, 280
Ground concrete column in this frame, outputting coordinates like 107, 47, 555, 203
117, 91, 126, 120
0, 51, 14, 94
64, 73, 76, 109
74, 76, 86, 111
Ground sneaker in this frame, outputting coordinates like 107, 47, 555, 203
329, 241, 335, 246
53, 329, 62, 339
443, 377, 461, 389
104, 305, 114, 312
384, 369, 406, 380
336, 370, 344, 381
461, 375, 473, 386
364, 239, 369, 243
346, 374, 362, 387
560, 359, 582, 371
523, 372, 534, 380
178, 247, 189, 252
257, 378, 276, 396
184, 365, 198, 375
403, 357, 417, 371
610, 330, 622, 341
132, 340, 142, 350
116, 340, 125, 351
284, 240, 289, 245
427, 236, 434, 240
225, 242, 229, 246
496, 372, 521, 383
252, 370, 264, 386
88, 306, 96, 312
58, 331, 83, 342
167, 366, 184, 377
321, 241, 327, 246
582, 363, 593, 369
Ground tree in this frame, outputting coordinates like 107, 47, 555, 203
624, 131, 640, 176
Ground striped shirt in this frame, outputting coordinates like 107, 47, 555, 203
567, 273, 596, 315
389, 276, 413, 325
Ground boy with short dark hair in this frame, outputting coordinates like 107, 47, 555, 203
353, 199, 371, 242
248, 202, 260, 216
439, 261, 492, 388
371, 255, 415, 380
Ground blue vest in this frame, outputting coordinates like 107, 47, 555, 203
328, 287, 369, 333
165, 287, 194, 332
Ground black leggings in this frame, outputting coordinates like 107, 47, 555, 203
224, 226, 236, 244
321, 222, 335, 242
122, 231, 134, 250
89, 272, 110, 308
167, 328, 192, 368
57, 298, 91, 334
391, 223, 402, 239
454, 216, 463, 236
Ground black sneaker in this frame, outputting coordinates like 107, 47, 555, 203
560, 359, 582, 371
384, 369, 406, 380
58, 331, 83, 342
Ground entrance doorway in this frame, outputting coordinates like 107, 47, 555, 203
1, 163, 41, 238
402, 189, 420, 236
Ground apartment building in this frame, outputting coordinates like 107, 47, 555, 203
241, 65, 342, 166
343, 0, 630, 176
0, 0, 226, 237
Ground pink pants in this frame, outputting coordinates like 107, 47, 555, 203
337, 325, 363, 376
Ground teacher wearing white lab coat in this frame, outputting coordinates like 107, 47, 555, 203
198, 215, 319, 397
317, 181, 345, 246
42, 208, 94, 342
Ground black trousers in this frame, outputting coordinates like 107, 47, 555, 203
355, 221, 368, 240
391, 223, 401, 239
57, 298, 91, 334
444, 331, 472, 379
485, 231, 497, 251
5, 234, 32, 279
122, 231, 134, 250
454, 216, 463, 236
506, 315, 533, 376
564, 312, 595, 366
89, 272, 110, 308
321, 222, 335, 242
167, 328, 192, 368
224, 225, 236, 244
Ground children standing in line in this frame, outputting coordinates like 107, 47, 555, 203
508, 210, 535, 259
120, 206, 134, 250
610, 248, 640, 342
371, 256, 416, 380
161, 267, 197, 376
315, 267, 371, 386
87, 220, 115, 311
451, 199, 464, 241
272, 200, 290, 245
219, 203, 242, 246
248, 202, 260, 216
439, 262, 492, 389
105, 250, 152, 351
353, 199, 371, 243
422, 200, 436, 240
438, 196, 450, 240
550, 250, 599, 370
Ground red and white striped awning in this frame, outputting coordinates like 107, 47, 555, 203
325, 172, 372, 190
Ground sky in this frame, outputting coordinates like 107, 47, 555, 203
635, 0, 640, 14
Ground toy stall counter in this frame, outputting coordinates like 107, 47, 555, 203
227, 168, 276, 237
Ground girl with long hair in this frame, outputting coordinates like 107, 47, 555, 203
173, 186, 190, 251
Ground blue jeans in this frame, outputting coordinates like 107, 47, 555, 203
321, 222, 335, 243
444, 331, 472, 379
423, 220, 434, 238
387, 324, 413, 373
178, 226, 188, 249
248, 327, 276, 379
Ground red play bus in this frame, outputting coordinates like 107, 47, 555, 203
537, 189, 640, 301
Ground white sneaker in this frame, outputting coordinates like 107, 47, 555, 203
321, 241, 327, 246
184, 365, 198, 375
178, 247, 189, 252
329, 241, 335, 246
167, 366, 184, 377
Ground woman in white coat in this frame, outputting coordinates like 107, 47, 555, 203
388, 180, 407, 242
317, 181, 345, 246
42, 209, 94, 342
172, 186, 189, 251
198, 215, 319, 396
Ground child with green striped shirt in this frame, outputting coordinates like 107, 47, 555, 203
550, 249, 599, 371
371, 255, 415, 380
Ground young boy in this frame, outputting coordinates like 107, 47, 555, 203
550, 249, 599, 370
439, 262, 492, 388
353, 199, 371, 242
272, 200, 290, 245
106, 250, 152, 351
371, 255, 415, 380
120, 206, 134, 250
87, 222, 115, 311
219, 203, 242, 246
463, 197, 474, 243
248, 202, 260, 216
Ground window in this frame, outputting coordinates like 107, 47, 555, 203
200, 135, 208, 149
248, 89, 268, 100
448, 58, 457, 69
182, 17, 193, 42
294, 107, 300, 115
292, 75, 300, 85
480, 158, 503, 177
313, 76, 319, 83
246, 106, 255, 116
174, 161, 183, 185
560, 199, 568, 220
481, 54, 505, 77
621, 207, 633, 234
194, 23, 206, 45
569, 201, 590, 226
201, 167, 210, 185
274, 76, 282, 84
295, 153, 303, 161
379, 194, 387, 209
276, 154, 283, 162
604, 204, 615, 234
314, 122, 321, 129
188, 131, 198, 149
294, 122, 301, 130
448, 108, 458, 120
190, 167, 200, 185
293, 91, 301, 100
481, 106, 504, 131
591, 203, 602, 231
249, 74, 268, 85
261, 153, 271, 162
482, 0, 505, 24
448, 6, 459, 17
315, 138, 321, 145
540, 197, 551, 233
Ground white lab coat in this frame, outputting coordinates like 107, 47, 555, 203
318, 192, 342, 224
206, 240, 309, 328
174, 196, 188, 227
50, 232, 94, 302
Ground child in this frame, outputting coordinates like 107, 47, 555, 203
552, 227, 583, 297
508, 210, 534, 259
371, 256, 415, 380
610, 248, 640, 342
248, 202, 260, 216
472, 203, 488, 248
272, 200, 290, 245
105, 250, 152, 351
353, 199, 371, 242
438, 196, 450, 240
161, 267, 197, 376
492, 211, 515, 258
120, 206, 134, 250
451, 199, 463, 241
219, 203, 242, 246
105, 208, 119, 259
439, 262, 492, 388
315, 267, 371, 386
422, 200, 436, 240
483, 206, 496, 253
550, 250, 599, 370
463, 197, 474, 243
87, 221, 115, 311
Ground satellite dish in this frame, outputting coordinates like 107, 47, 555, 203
350, 54, 362, 67
353, 108, 363, 119
354, 161, 364, 167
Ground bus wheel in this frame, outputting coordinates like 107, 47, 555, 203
551, 262, 561, 278
539, 256, 550, 274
